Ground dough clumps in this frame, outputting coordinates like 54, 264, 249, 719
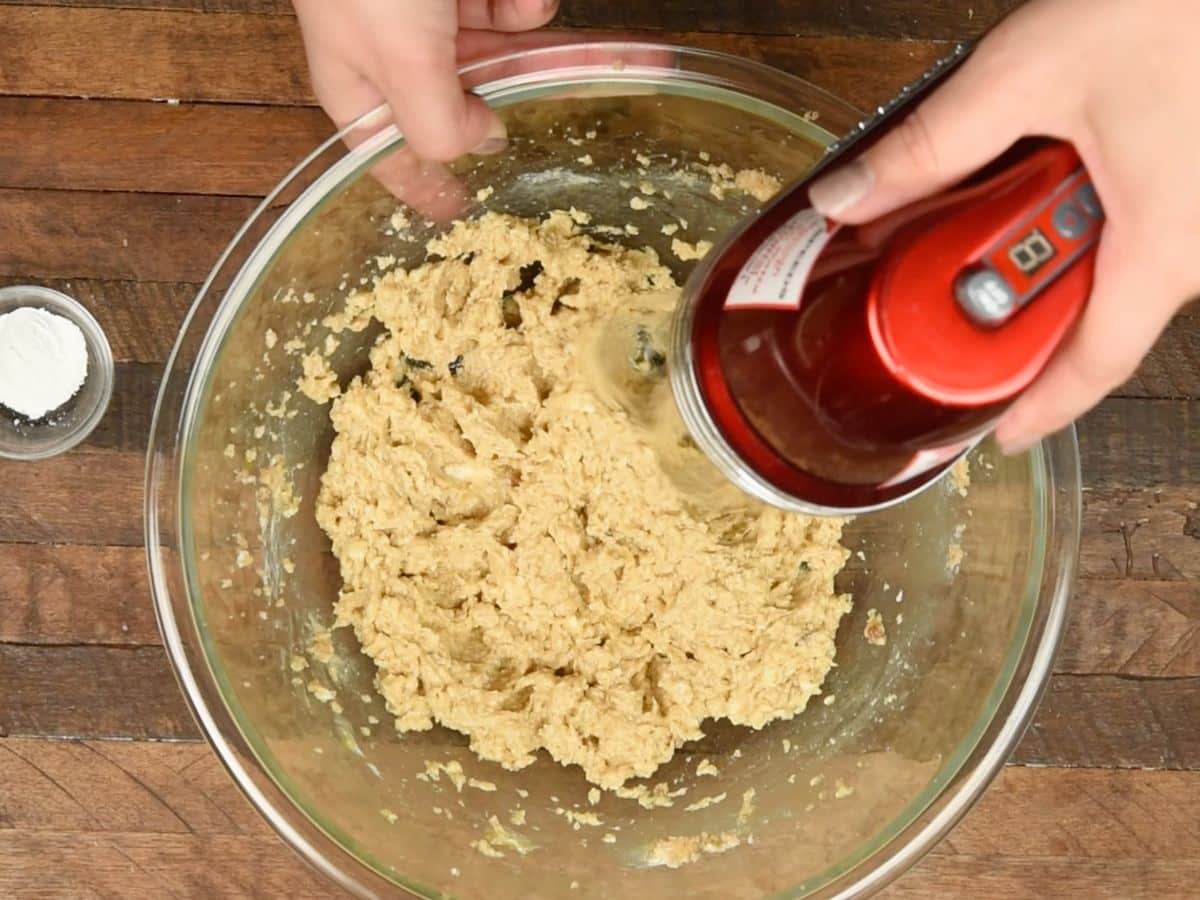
317, 211, 850, 789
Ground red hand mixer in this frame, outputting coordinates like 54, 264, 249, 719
670, 43, 1104, 514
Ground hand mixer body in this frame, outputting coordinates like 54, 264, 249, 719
671, 46, 1104, 513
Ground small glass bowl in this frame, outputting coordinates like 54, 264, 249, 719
0, 285, 114, 460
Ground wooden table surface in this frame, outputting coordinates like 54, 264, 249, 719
0, 1, 1196, 897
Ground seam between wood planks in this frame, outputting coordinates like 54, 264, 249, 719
0, 180, 272, 201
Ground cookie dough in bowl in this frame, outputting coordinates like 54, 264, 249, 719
148, 42, 1078, 900
312, 210, 851, 791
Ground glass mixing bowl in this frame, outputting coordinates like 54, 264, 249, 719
146, 43, 1080, 898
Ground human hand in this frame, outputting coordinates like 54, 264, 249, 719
807, 0, 1200, 454
293, 0, 559, 161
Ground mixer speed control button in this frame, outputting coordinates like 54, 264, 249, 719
1074, 182, 1103, 219
1052, 200, 1089, 239
956, 268, 1017, 326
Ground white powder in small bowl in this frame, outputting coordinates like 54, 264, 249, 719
0, 306, 89, 419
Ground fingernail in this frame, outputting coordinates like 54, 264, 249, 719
475, 137, 507, 155
543, 0, 559, 11
473, 118, 508, 156
808, 159, 873, 218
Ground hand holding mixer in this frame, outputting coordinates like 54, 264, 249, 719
669, 43, 1104, 514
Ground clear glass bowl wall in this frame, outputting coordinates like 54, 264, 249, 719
146, 44, 1079, 899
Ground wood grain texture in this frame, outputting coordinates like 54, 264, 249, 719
0, 6, 311, 104
86, 363, 160, 452
0, 187, 255, 282
897, 765, 1200, 898
0, 832, 336, 899
1080, 488, 1199, 583
1, 425, 1194, 552
552, 0, 1021, 38
0, 0, 292, 11
1076, 400, 1196, 490
1, 738, 1196, 899
4, 638, 1198, 771
888, 857, 1200, 900
938, 766, 1200, 859
0, 545, 155, 644
630, 32, 948, 113
0, 449, 144, 546
0, 645, 197, 740
1, 397, 1192, 549
2, 279, 1195, 399
0, 0, 1024, 39
1061, 580, 1200, 677
0, 278, 196, 364
3, 539, 1196, 680
0, 97, 329, 195
1016, 675, 1200, 771
1117, 308, 1200, 401
0, 7, 960, 113
0, 4, 1191, 897
0, 737, 260, 833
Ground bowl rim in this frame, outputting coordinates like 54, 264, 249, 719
145, 40, 1081, 900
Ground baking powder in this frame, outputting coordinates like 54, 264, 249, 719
0, 307, 89, 419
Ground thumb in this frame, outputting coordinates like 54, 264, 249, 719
809, 46, 1037, 224
993, 230, 1175, 454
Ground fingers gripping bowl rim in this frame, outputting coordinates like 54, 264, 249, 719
145, 42, 1079, 899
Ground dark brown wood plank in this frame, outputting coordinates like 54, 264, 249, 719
0, 545, 156, 645
0, 6, 311, 104
0, 278, 196, 364
891, 857, 1200, 900
0, 737, 260, 834
0, 644, 198, 740
1080, 488, 1199, 583
676, 31, 948, 112
1, 739, 1197, 900
0, 7, 956, 113
0, 400, 1193, 546
5, 541, 1194, 676
0, 187, 254, 282
0, 0, 292, 11
2, 637, 1197, 769
0, 745, 1195, 898
3, 480, 1197, 653
1061, 579, 1200, 678
1017, 675, 1200, 771
85, 363, 160, 453
896, 766, 1200, 898
554, 0, 1020, 39
1116, 307, 1200, 401
0, 832, 335, 898
0, 0, 1021, 39
939, 766, 1200, 859
0, 97, 329, 195
0, 292, 1193, 403
0, 449, 143, 546
1077, 399, 1196, 490
2, 553, 1196, 686
0, 740, 1164, 843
